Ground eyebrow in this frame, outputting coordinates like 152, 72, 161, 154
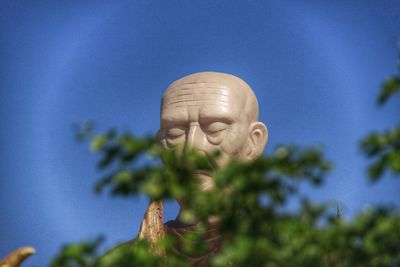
198, 112, 235, 124
160, 113, 188, 127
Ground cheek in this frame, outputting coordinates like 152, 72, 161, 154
206, 133, 224, 145
166, 135, 185, 148
160, 139, 185, 160
218, 124, 249, 155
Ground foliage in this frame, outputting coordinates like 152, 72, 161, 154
51, 237, 104, 267
377, 76, 400, 105
377, 47, 400, 106
361, 59, 400, 181
51, 62, 400, 266
361, 127, 400, 181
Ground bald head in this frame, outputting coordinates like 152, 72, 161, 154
162, 72, 259, 124
158, 71, 267, 170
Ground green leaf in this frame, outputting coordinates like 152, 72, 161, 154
90, 135, 107, 152
378, 76, 400, 105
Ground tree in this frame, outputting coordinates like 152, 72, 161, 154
48, 58, 400, 267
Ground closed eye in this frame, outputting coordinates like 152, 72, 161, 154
206, 122, 228, 133
167, 127, 186, 138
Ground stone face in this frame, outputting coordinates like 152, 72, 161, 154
139, 72, 268, 265
158, 72, 268, 194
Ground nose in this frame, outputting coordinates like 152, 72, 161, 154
186, 122, 206, 152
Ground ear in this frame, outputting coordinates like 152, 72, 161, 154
246, 122, 268, 160
156, 129, 162, 143
156, 129, 168, 150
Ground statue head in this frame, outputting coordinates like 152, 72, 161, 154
158, 72, 268, 192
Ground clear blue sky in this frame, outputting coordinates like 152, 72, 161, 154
1, 1, 399, 266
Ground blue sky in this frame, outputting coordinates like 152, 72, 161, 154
1, 1, 399, 266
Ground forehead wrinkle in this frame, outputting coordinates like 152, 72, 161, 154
166, 82, 229, 94
171, 91, 229, 99
174, 101, 229, 108
165, 90, 230, 106
166, 87, 229, 99
173, 82, 228, 89
167, 96, 229, 106
162, 72, 259, 123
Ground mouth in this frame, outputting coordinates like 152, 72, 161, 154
194, 170, 215, 191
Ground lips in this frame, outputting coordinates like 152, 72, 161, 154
194, 170, 215, 191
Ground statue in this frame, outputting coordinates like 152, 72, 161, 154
0, 247, 35, 267
0, 72, 268, 267
138, 72, 268, 265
